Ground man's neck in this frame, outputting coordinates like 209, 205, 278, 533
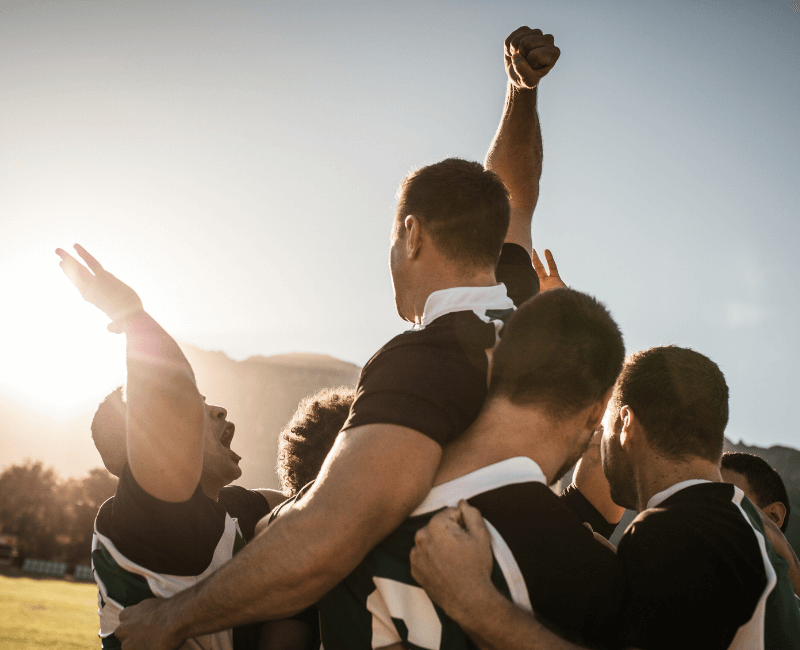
635, 455, 723, 512
408, 264, 497, 324
434, 401, 569, 487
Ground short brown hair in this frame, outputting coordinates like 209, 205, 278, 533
277, 387, 355, 497
489, 288, 625, 418
613, 346, 728, 463
396, 158, 510, 270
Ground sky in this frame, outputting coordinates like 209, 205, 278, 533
1, 0, 799, 458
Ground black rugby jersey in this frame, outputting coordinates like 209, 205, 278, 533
342, 243, 538, 446
617, 481, 800, 650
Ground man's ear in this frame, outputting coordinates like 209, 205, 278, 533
619, 405, 635, 449
405, 215, 422, 259
762, 501, 787, 530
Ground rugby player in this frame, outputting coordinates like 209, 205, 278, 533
57, 245, 285, 649
115, 26, 562, 649
721, 451, 791, 533
318, 286, 627, 649
410, 346, 800, 650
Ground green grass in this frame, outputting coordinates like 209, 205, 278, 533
0, 575, 100, 649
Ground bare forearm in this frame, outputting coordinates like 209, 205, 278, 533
485, 84, 541, 253
123, 312, 204, 499
164, 506, 348, 641
454, 584, 586, 650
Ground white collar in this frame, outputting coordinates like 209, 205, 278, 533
412, 457, 546, 516
413, 283, 513, 330
646, 479, 712, 510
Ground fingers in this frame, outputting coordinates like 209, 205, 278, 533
505, 26, 543, 58
544, 249, 560, 278
56, 248, 94, 289
457, 500, 490, 544
531, 248, 546, 277
74, 243, 105, 273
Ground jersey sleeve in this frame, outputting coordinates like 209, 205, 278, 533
496, 243, 539, 307
108, 464, 226, 576
560, 483, 619, 540
217, 486, 272, 541
340, 336, 488, 446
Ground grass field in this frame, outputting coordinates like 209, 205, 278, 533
0, 575, 99, 649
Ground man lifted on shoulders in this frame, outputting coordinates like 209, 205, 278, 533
115, 25, 561, 649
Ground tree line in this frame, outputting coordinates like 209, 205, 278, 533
0, 460, 117, 567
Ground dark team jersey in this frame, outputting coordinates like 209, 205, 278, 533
617, 481, 800, 650
342, 243, 538, 446
92, 464, 271, 649
318, 458, 624, 650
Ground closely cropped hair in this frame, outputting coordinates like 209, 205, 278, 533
613, 346, 728, 463
277, 387, 355, 497
488, 289, 625, 418
396, 158, 510, 270
91, 386, 127, 478
722, 452, 791, 532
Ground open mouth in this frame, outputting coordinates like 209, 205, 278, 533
220, 423, 235, 449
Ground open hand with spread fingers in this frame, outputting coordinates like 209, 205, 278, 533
504, 26, 560, 90
56, 244, 144, 332
532, 248, 567, 291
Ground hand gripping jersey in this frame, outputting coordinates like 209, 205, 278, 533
91, 465, 270, 649
318, 458, 623, 650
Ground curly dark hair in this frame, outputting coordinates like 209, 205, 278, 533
277, 387, 355, 497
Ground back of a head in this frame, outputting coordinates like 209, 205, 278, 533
91, 386, 127, 478
277, 386, 355, 497
721, 452, 791, 532
614, 346, 729, 463
488, 288, 625, 418
396, 158, 510, 270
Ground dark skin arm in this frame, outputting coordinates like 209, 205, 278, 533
486, 27, 560, 254
57, 245, 205, 502
115, 425, 442, 649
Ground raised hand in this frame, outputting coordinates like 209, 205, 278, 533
504, 26, 560, 90
56, 244, 143, 331
532, 248, 567, 291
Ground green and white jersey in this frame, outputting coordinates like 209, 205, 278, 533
618, 480, 800, 650
318, 457, 624, 650
91, 465, 270, 649
727, 488, 800, 650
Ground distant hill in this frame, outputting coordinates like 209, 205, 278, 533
180, 344, 360, 491
1, 344, 797, 555
0, 345, 360, 490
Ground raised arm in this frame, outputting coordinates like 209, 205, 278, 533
57, 245, 204, 502
485, 27, 560, 255
114, 424, 443, 649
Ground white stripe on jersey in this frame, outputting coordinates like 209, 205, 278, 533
727, 487, 778, 650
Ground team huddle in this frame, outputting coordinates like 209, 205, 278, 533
56, 25, 800, 650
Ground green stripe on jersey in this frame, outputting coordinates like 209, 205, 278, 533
739, 497, 800, 649
319, 508, 511, 650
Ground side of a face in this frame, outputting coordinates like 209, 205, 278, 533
600, 402, 638, 511
201, 402, 242, 490
389, 212, 417, 322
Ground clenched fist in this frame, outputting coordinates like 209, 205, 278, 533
504, 26, 560, 90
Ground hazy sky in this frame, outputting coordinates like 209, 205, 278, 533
1, 0, 799, 452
